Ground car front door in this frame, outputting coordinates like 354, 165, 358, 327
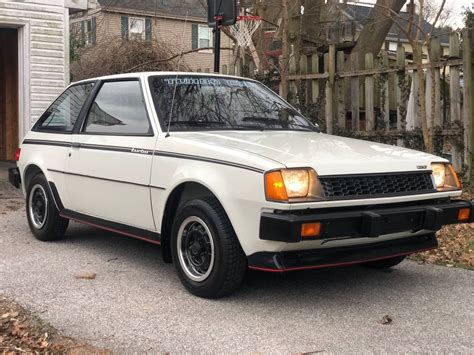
66, 78, 157, 231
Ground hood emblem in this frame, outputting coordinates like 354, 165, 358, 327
417, 165, 427, 170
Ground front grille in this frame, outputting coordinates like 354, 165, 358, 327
319, 172, 435, 200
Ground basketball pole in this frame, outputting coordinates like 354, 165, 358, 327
213, 16, 222, 73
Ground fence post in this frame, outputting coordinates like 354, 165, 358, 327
448, 33, 462, 171
289, 53, 297, 102
365, 53, 374, 131
381, 50, 390, 131
325, 45, 335, 134
463, 29, 474, 182
311, 54, 319, 104
428, 37, 441, 128
299, 54, 309, 105
396, 45, 407, 134
350, 52, 360, 130
336, 51, 346, 130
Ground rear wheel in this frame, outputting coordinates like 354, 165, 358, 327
26, 174, 69, 241
362, 256, 406, 269
171, 197, 247, 298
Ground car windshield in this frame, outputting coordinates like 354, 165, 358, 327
148, 75, 318, 132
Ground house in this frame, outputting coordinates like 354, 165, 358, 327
0, 0, 90, 162
69, 0, 234, 73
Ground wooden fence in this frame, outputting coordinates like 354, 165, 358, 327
279, 30, 474, 177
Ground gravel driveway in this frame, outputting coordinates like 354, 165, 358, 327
0, 179, 473, 353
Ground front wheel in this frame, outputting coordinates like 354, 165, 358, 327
362, 256, 406, 269
26, 174, 69, 241
171, 197, 247, 298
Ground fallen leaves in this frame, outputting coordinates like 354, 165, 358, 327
379, 315, 393, 325
0, 296, 110, 354
74, 273, 97, 280
409, 191, 473, 270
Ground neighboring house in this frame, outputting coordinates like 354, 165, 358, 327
0, 0, 90, 162
70, 0, 234, 73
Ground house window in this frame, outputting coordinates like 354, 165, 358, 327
129, 17, 145, 40
198, 25, 211, 49
388, 42, 398, 52
82, 17, 96, 45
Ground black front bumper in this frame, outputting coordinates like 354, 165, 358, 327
260, 199, 474, 243
8, 167, 21, 188
248, 233, 438, 272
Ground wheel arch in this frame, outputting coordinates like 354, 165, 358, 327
159, 180, 232, 263
23, 164, 62, 211
23, 164, 46, 191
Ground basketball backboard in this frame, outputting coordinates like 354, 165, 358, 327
208, 0, 237, 27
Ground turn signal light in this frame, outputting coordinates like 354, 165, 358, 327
301, 222, 321, 238
458, 208, 471, 222
15, 148, 21, 162
265, 171, 288, 201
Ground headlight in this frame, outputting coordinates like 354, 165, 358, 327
431, 163, 461, 191
265, 168, 325, 202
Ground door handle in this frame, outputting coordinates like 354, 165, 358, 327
71, 142, 81, 149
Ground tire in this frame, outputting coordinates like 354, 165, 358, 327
362, 256, 406, 269
26, 174, 69, 241
171, 197, 247, 298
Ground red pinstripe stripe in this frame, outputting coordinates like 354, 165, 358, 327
248, 246, 436, 273
61, 214, 161, 245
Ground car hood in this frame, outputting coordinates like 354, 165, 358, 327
174, 131, 442, 176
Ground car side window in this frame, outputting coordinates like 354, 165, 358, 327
83, 80, 152, 135
33, 83, 94, 133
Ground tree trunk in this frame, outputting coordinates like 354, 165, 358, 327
350, 0, 406, 67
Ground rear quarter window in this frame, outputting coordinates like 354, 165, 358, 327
33, 82, 94, 133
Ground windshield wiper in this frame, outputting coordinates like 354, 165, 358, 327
168, 120, 227, 127
242, 116, 318, 132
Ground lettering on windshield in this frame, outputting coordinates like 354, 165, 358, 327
164, 77, 252, 87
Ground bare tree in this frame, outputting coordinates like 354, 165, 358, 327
350, 0, 407, 67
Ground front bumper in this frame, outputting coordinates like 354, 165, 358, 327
260, 199, 473, 243
8, 167, 21, 189
248, 233, 437, 272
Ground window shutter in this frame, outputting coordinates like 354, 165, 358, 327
191, 23, 198, 49
80, 20, 85, 46
91, 17, 97, 44
145, 17, 152, 41
121, 16, 129, 40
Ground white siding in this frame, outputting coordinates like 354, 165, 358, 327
0, 0, 68, 132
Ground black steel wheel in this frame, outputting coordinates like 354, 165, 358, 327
26, 174, 69, 241
171, 197, 247, 298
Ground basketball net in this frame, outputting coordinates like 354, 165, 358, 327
229, 15, 262, 49
229, 15, 262, 73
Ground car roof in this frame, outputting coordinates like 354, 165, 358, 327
71, 72, 254, 86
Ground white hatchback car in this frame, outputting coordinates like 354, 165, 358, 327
9, 73, 473, 298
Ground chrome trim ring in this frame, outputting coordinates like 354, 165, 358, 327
177, 216, 215, 283
28, 184, 48, 230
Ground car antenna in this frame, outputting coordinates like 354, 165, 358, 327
166, 11, 189, 138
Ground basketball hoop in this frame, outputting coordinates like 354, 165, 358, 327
229, 15, 262, 48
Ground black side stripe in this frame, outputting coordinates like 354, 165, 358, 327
154, 151, 265, 173
23, 139, 71, 148
23, 139, 265, 174
48, 169, 166, 190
